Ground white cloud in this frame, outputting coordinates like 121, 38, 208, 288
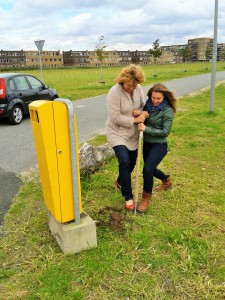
0, 0, 224, 51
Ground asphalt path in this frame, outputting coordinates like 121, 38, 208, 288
0, 71, 225, 224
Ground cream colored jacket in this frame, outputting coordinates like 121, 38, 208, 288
106, 84, 144, 150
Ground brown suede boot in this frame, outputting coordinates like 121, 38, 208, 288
155, 176, 172, 191
137, 191, 151, 213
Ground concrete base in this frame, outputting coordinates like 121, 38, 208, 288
48, 211, 97, 254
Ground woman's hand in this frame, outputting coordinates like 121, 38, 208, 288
138, 123, 146, 131
141, 111, 149, 118
133, 109, 142, 117
134, 114, 145, 123
133, 110, 149, 119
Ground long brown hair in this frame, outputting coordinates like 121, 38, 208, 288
147, 83, 177, 113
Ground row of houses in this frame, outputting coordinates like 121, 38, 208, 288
1, 38, 225, 69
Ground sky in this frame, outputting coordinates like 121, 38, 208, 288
0, 0, 225, 52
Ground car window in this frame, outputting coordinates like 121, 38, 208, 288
14, 76, 30, 90
26, 75, 43, 89
8, 78, 17, 91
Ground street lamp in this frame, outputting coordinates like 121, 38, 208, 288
34, 39, 45, 82
209, 0, 218, 113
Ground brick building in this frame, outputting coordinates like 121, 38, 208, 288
25, 50, 63, 67
188, 38, 213, 61
0, 50, 26, 68
1, 37, 225, 69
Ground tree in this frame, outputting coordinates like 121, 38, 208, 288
95, 35, 108, 84
219, 47, 225, 62
180, 46, 190, 63
180, 46, 191, 72
148, 39, 162, 77
205, 46, 212, 61
204, 45, 212, 70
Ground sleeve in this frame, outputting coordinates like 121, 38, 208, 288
144, 109, 174, 137
107, 86, 134, 128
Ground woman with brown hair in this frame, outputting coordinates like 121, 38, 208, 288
137, 83, 177, 213
106, 64, 148, 211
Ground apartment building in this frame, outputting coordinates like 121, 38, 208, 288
1, 37, 225, 69
217, 43, 225, 61
129, 51, 151, 65
88, 50, 119, 66
63, 50, 152, 67
0, 50, 26, 68
188, 38, 213, 61
160, 45, 186, 63
63, 50, 89, 66
62, 41, 225, 66
25, 50, 63, 67
63, 50, 119, 67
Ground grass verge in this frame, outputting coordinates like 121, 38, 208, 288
16, 62, 225, 100
0, 84, 225, 299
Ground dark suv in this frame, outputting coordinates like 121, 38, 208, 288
0, 73, 58, 125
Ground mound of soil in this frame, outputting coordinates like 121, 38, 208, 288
96, 206, 126, 232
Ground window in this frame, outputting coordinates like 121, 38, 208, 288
8, 79, 17, 91
14, 76, 29, 90
26, 75, 43, 89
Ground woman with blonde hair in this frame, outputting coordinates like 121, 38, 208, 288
137, 83, 177, 213
106, 64, 148, 211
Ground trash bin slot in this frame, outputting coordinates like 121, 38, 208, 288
30, 109, 39, 123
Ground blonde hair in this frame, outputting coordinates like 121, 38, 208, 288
147, 83, 177, 113
115, 64, 146, 84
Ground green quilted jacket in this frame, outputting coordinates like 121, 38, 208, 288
143, 106, 174, 143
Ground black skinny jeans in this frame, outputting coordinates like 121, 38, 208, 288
113, 145, 137, 201
143, 141, 168, 193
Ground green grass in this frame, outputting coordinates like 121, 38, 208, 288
86, 134, 107, 146
13, 62, 225, 100
0, 80, 225, 299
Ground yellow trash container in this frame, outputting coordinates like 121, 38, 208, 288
29, 100, 82, 223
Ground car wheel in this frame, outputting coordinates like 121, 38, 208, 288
8, 105, 23, 125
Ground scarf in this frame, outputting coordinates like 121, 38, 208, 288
144, 98, 168, 113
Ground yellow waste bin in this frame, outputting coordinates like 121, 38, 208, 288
29, 100, 82, 223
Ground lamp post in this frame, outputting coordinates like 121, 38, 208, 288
34, 39, 45, 82
209, 0, 219, 113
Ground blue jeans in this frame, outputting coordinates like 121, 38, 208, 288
113, 145, 137, 201
143, 142, 168, 193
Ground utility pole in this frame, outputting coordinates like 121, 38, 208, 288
209, 0, 218, 113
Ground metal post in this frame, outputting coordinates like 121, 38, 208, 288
55, 98, 81, 224
34, 39, 45, 82
38, 49, 43, 82
209, 0, 219, 113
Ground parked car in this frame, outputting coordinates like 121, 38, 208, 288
0, 73, 58, 125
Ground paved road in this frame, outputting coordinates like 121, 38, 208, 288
0, 71, 225, 224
